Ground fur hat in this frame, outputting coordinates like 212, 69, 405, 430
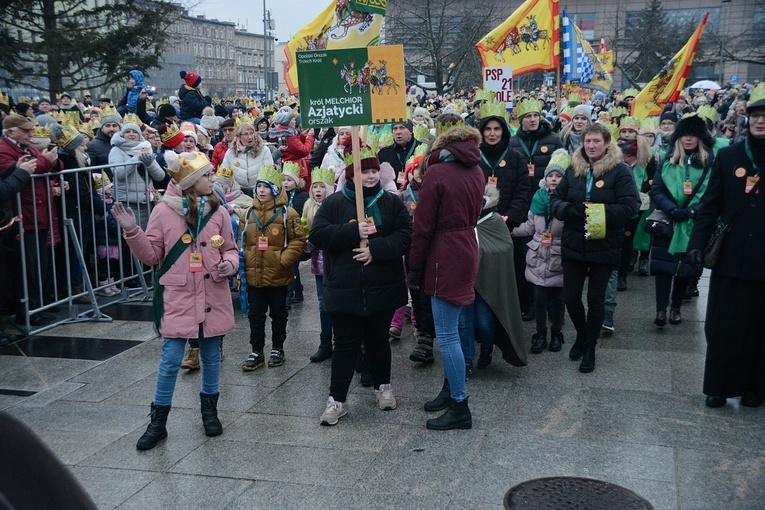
669, 114, 715, 149
158, 104, 177, 119
180, 70, 202, 89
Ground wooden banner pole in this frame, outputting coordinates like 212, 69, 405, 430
351, 126, 368, 248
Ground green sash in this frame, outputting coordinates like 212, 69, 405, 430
661, 161, 710, 255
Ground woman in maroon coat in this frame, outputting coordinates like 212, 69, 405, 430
408, 125, 485, 430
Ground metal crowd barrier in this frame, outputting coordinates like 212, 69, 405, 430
10, 161, 158, 335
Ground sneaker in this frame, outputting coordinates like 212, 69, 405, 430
389, 326, 401, 340
320, 397, 347, 426
375, 384, 397, 411
601, 311, 615, 333
268, 349, 285, 367
242, 352, 265, 371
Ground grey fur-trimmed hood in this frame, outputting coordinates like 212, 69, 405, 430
571, 141, 624, 178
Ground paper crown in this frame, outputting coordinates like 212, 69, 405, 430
344, 147, 378, 168
217, 166, 234, 179
474, 89, 495, 102
378, 131, 394, 148
282, 160, 302, 179
57, 125, 82, 148
515, 98, 543, 118
366, 132, 379, 154
606, 122, 620, 141
235, 114, 253, 129
479, 99, 507, 121
63, 111, 82, 127
167, 151, 212, 189
567, 92, 582, 107
160, 123, 182, 144
611, 106, 628, 118
88, 116, 101, 129
256, 164, 282, 188
548, 149, 572, 171
619, 116, 640, 132
263, 105, 275, 114
51, 110, 66, 122
640, 117, 659, 134
623, 88, 639, 99
436, 116, 464, 137
78, 124, 95, 138
100, 104, 120, 120
696, 105, 717, 123
597, 110, 611, 120
311, 166, 335, 187
413, 124, 430, 142
747, 82, 765, 111
0, 91, 9, 107
155, 98, 169, 106
31, 124, 50, 139
92, 172, 112, 190
122, 113, 142, 126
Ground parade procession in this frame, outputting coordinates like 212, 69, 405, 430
0, 0, 764, 508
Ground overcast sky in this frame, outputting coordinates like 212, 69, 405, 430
193, 0, 330, 43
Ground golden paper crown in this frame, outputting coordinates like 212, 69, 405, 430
57, 125, 82, 148
78, 124, 95, 138
256, 164, 282, 188
51, 111, 66, 122
747, 82, 765, 110
378, 131, 393, 148
619, 116, 640, 132
344, 147, 378, 167
640, 117, 659, 134
217, 166, 234, 179
122, 113, 142, 126
31, 124, 50, 138
92, 172, 112, 190
89, 116, 101, 130
311, 166, 335, 187
17, 96, 31, 106
235, 114, 253, 129
160, 123, 182, 144
435, 117, 464, 137
611, 106, 628, 118
245, 98, 259, 109
598, 110, 611, 120
413, 124, 430, 142
100, 104, 119, 119
515, 98, 543, 118
425, 103, 436, 112
366, 132, 379, 154
0, 91, 10, 107
167, 151, 212, 188
473, 89, 495, 102
156, 98, 169, 107
696, 105, 716, 123
479, 99, 507, 120
263, 105, 275, 114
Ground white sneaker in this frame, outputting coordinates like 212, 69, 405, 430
375, 383, 397, 411
320, 396, 347, 426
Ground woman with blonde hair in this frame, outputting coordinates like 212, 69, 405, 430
221, 122, 274, 187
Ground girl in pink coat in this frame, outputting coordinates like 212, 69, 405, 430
112, 151, 238, 451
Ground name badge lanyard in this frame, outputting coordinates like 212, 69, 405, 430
397, 142, 417, 169
585, 167, 594, 202
744, 137, 763, 192
407, 186, 418, 207
183, 195, 207, 251
480, 147, 509, 177
250, 206, 284, 237
287, 190, 295, 208
519, 139, 540, 165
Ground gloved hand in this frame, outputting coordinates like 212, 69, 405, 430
111, 202, 137, 232
687, 249, 704, 275
217, 260, 235, 277
139, 152, 154, 167
407, 269, 422, 292
669, 207, 692, 221
567, 203, 586, 221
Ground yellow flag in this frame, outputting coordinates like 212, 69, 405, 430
284, 1, 386, 95
475, 0, 559, 75
597, 50, 615, 73
631, 12, 709, 119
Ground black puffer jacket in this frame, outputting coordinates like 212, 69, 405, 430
551, 142, 640, 266
377, 139, 422, 174
86, 129, 113, 169
310, 182, 412, 315
178, 85, 211, 121
509, 120, 563, 205
478, 115, 530, 229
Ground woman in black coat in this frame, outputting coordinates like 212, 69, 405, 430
551, 123, 640, 373
310, 149, 411, 426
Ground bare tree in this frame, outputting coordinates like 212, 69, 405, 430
384, 0, 497, 95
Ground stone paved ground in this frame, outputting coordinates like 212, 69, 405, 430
1, 267, 764, 509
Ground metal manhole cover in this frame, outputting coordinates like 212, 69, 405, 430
504, 477, 654, 510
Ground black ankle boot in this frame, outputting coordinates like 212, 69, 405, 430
136, 403, 171, 450
310, 335, 333, 362
569, 335, 584, 360
424, 378, 451, 412
426, 397, 472, 430
549, 331, 564, 352
579, 342, 596, 373
530, 331, 547, 354
200, 393, 223, 437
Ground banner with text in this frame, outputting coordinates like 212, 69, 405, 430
297, 45, 407, 128
483, 66, 514, 107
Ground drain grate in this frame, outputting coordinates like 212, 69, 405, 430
504, 477, 653, 510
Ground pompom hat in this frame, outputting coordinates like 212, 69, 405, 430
180, 70, 202, 89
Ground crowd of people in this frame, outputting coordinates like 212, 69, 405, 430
1, 68, 764, 449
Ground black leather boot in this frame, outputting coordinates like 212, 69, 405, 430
136, 403, 171, 450
549, 331, 564, 352
424, 378, 451, 412
569, 335, 585, 361
200, 393, 223, 437
530, 331, 547, 354
309, 334, 333, 362
426, 397, 472, 430
579, 340, 596, 373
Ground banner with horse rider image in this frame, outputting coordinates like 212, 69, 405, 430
475, 0, 559, 76
297, 45, 407, 128
284, 0, 387, 95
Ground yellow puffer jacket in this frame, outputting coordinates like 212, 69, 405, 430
239, 189, 306, 288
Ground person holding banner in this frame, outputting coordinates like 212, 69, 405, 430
310, 148, 411, 426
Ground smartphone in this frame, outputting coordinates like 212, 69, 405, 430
47, 143, 57, 151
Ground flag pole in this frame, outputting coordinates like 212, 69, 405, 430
351, 125, 368, 249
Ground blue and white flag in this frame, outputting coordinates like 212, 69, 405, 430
561, 10, 612, 93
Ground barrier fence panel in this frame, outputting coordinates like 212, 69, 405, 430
9, 161, 157, 335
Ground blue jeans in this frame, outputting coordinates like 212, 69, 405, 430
315, 275, 332, 338
154, 330, 221, 406
458, 293, 495, 363
431, 296, 467, 403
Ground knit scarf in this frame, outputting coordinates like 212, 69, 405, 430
529, 188, 551, 218
661, 155, 710, 255
341, 182, 383, 227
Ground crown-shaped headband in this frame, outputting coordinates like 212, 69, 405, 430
256, 164, 283, 189
696, 105, 716, 123
436, 117, 464, 137
623, 88, 639, 98
747, 82, 765, 109
92, 172, 112, 190
122, 113, 142, 126
378, 131, 393, 148
479, 99, 507, 121
515, 98, 543, 118
311, 166, 335, 187
567, 92, 582, 106
413, 124, 430, 143
100, 104, 119, 118
217, 166, 234, 179
344, 147, 378, 168
474, 89, 495, 102
366, 132, 379, 154
235, 114, 253, 129
160, 123, 181, 143
31, 124, 50, 138
0, 91, 10, 107
619, 116, 640, 132
167, 151, 213, 190
640, 117, 659, 133
611, 106, 628, 118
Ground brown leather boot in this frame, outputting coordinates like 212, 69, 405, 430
180, 348, 200, 370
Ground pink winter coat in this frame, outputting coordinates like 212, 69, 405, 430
511, 209, 564, 288
123, 181, 239, 338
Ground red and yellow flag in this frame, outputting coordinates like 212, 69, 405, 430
475, 0, 559, 75
631, 12, 709, 119
284, 1, 386, 95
